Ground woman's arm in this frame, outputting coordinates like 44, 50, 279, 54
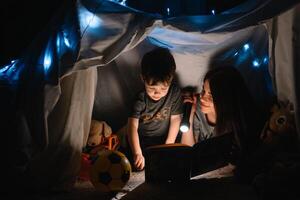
181, 127, 195, 146
180, 94, 198, 146
165, 114, 181, 144
180, 110, 196, 146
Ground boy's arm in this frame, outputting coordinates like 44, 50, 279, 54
127, 117, 142, 155
127, 117, 144, 170
165, 114, 181, 144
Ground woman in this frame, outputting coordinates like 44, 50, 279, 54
181, 66, 265, 182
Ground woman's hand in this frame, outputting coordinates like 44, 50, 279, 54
133, 153, 145, 170
183, 93, 198, 119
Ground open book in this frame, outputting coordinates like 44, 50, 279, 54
144, 134, 233, 183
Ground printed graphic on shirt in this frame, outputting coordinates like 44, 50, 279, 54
131, 83, 183, 137
140, 107, 170, 123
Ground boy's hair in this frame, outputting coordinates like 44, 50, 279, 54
141, 47, 176, 85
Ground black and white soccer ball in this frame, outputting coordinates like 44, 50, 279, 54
90, 149, 132, 192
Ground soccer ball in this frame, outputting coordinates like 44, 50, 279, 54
90, 149, 131, 192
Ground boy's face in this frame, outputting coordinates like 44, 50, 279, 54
145, 82, 170, 101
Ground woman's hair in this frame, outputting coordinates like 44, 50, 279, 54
204, 66, 262, 152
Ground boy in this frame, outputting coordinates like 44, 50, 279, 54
127, 47, 183, 170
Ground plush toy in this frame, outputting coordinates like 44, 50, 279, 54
87, 120, 113, 147
260, 101, 297, 148
87, 120, 112, 147
253, 101, 300, 199
87, 119, 120, 154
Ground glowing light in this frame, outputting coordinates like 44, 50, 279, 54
120, 0, 126, 6
0, 65, 9, 73
56, 36, 61, 49
43, 51, 52, 72
0, 60, 17, 74
57, 31, 71, 54
263, 57, 268, 64
180, 124, 189, 133
211, 10, 215, 15
0, 59, 21, 81
252, 59, 260, 68
243, 44, 250, 51
167, 8, 170, 15
64, 36, 70, 47
79, 8, 102, 29
234, 52, 238, 56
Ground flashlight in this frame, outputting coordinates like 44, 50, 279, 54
180, 101, 193, 133
180, 86, 196, 133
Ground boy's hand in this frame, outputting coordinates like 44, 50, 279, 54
133, 153, 145, 170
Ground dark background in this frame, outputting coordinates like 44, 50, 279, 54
0, 0, 62, 66
0, 0, 246, 66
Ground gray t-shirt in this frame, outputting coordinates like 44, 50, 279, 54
131, 84, 183, 137
193, 95, 216, 142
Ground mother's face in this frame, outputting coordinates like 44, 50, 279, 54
200, 80, 215, 115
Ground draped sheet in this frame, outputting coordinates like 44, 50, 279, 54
92, 25, 274, 131
266, 4, 300, 135
25, 67, 97, 190
0, 0, 299, 191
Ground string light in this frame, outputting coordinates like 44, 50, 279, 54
120, 0, 126, 6
0, 65, 9, 73
43, 52, 52, 72
263, 56, 268, 64
243, 43, 250, 51
43, 41, 53, 73
252, 59, 260, 68
63, 34, 71, 48
79, 7, 102, 29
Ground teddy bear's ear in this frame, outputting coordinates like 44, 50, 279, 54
287, 101, 294, 113
90, 120, 96, 131
91, 120, 103, 135
271, 103, 280, 113
102, 121, 112, 137
277, 100, 295, 114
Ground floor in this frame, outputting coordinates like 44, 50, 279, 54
4, 165, 262, 200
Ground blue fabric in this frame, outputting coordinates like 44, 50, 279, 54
1, 0, 299, 81
80, 0, 299, 32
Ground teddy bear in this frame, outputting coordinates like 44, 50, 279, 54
252, 101, 300, 198
87, 119, 112, 147
86, 119, 120, 154
260, 101, 297, 149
